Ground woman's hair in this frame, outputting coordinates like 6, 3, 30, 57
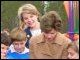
40, 11, 62, 33
1, 32, 11, 46
18, 4, 40, 29
10, 27, 27, 42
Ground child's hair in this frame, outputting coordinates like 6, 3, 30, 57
1, 32, 11, 46
10, 27, 27, 42
18, 4, 40, 20
67, 42, 79, 53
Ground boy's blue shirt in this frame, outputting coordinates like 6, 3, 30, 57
7, 46, 30, 59
7, 51, 29, 59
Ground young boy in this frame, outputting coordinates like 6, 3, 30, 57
1, 32, 12, 59
7, 27, 29, 59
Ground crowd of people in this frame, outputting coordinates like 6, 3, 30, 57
1, 3, 79, 59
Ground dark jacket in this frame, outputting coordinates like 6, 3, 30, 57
24, 27, 32, 48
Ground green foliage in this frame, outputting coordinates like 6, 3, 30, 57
1, 1, 68, 33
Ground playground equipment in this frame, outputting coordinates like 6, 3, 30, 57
64, 1, 79, 41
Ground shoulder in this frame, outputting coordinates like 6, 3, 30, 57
7, 55, 14, 59
61, 33, 72, 48
63, 35, 72, 45
6, 50, 14, 59
30, 33, 43, 44
57, 32, 72, 47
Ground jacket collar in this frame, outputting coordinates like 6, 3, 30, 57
36, 33, 45, 43
37, 32, 64, 46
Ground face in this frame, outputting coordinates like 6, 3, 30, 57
68, 48, 79, 59
43, 29, 57, 41
1, 44, 9, 58
13, 41, 26, 53
68, 48, 75, 56
22, 13, 38, 28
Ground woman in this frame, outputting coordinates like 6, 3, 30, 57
18, 4, 41, 48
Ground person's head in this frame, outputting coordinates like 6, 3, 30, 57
2, 28, 10, 35
18, 4, 40, 29
67, 43, 79, 59
10, 27, 27, 53
1, 32, 11, 58
40, 11, 62, 41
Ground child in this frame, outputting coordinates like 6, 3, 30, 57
67, 42, 79, 59
7, 27, 29, 59
1, 32, 12, 59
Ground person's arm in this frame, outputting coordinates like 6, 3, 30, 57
61, 47, 68, 59
61, 37, 72, 59
29, 38, 36, 59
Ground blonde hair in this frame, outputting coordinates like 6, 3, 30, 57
18, 4, 40, 30
10, 27, 27, 42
